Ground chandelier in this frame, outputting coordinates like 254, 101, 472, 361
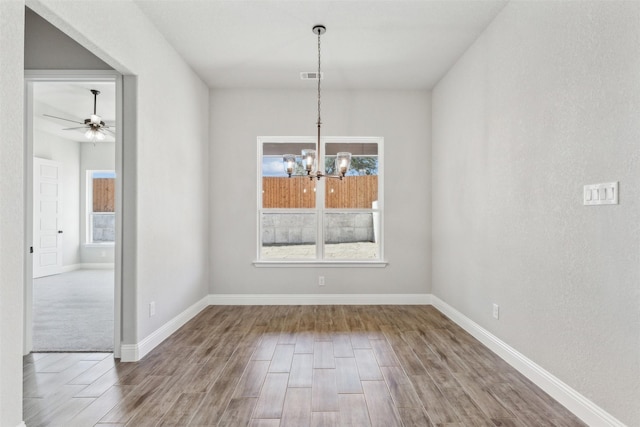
283, 25, 351, 180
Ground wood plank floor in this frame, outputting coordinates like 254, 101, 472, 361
23, 305, 586, 426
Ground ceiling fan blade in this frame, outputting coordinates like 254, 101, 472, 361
62, 126, 88, 130
43, 114, 84, 125
103, 128, 116, 135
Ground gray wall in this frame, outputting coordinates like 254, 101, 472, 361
210, 89, 431, 295
0, 2, 25, 425
25, 7, 112, 70
432, 2, 640, 425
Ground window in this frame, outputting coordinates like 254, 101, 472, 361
257, 137, 383, 264
87, 170, 115, 244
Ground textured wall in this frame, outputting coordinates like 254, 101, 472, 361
0, 2, 25, 426
432, 2, 640, 425
210, 89, 431, 295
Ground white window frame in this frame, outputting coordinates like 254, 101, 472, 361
86, 169, 116, 246
254, 136, 386, 267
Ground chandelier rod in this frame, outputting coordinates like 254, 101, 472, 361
315, 25, 324, 173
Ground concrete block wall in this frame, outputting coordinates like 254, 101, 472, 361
262, 212, 374, 245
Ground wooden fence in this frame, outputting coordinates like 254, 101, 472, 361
93, 178, 115, 212
262, 175, 378, 209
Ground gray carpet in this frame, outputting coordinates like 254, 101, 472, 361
33, 269, 114, 352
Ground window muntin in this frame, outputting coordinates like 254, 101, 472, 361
258, 137, 382, 262
87, 170, 115, 244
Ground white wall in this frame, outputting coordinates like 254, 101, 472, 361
0, 2, 25, 426
33, 129, 81, 266
210, 89, 431, 295
79, 142, 116, 264
26, 0, 210, 344
432, 2, 640, 425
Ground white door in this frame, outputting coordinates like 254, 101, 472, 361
33, 157, 63, 278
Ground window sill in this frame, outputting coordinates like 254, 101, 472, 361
253, 260, 388, 268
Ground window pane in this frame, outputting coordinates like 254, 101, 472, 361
261, 212, 316, 259
262, 142, 316, 209
324, 212, 379, 259
325, 142, 378, 209
93, 177, 115, 212
91, 213, 115, 242
262, 176, 316, 209
325, 174, 378, 209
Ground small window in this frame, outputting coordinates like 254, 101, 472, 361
258, 137, 383, 262
87, 170, 115, 244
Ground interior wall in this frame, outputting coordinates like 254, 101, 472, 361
209, 89, 431, 295
27, 0, 210, 343
0, 2, 25, 426
79, 142, 116, 264
33, 130, 81, 267
24, 7, 111, 70
431, 2, 640, 425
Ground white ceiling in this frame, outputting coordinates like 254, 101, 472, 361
33, 81, 116, 143
30, 2, 507, 140
133, 0, 508, 90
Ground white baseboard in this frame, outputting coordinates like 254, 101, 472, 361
60, 263, 82, 273
119, 295, 209, 362
59, 263, 115, 273
81, 263, 115, 270
208, 293, 432, 305
431, 296, 625, 427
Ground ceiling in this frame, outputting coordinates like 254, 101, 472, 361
33, 81, 116, 143
30, 2, 508, 141
133, 0, 508, 90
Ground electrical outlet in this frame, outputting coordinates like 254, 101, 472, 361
318, 276, 325, 286
492, 303, 499, 320
149, 301, 156, 317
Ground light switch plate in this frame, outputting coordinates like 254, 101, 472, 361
584, 182, 618, 205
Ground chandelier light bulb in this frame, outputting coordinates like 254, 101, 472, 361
301, 149, 316, 173
283, 154, 296, 177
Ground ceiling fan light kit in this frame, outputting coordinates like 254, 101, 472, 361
44, 88, 113, 145
283, 25, 352, 180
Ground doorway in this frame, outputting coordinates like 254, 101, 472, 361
25, 73, 123, 356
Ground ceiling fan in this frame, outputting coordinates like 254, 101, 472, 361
44, 89, 115, 142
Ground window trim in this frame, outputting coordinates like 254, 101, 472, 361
256, 136, 386, 266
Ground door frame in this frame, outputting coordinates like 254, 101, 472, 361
24, 70, 123, 358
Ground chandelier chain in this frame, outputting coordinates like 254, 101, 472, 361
317, 29, 321, 127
